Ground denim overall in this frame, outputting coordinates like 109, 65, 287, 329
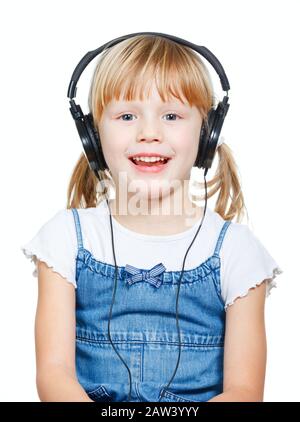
71, 208, 231, 402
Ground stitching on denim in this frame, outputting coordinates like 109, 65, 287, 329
135, 382, 143, 402
71, 208, 83, 249
162, 390, 198, 402
76, 247, 218, 283
140, 343, 144, 383
76, 336, 224, 347
87, 384, 112, 399
213, 221, 231, 256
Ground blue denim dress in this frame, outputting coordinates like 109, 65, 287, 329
71, 208, 232, 402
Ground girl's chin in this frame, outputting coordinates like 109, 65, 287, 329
127, 185, 174, 201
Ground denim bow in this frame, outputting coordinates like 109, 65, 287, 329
124, 263, 166, 288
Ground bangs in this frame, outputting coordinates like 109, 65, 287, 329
89, 35, 214, 124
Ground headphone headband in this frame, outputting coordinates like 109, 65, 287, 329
67, 31, 230, 100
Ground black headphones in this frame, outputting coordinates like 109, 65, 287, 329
67, 31, 231, 403
67, 31, 230, 179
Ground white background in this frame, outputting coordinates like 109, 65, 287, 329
1, 0, 299, 402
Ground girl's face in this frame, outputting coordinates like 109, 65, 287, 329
98, 81, 203, 204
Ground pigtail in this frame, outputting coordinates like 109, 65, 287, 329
66, 153, 110, 209
191, 142, 249, 224
215, 142, 249, 223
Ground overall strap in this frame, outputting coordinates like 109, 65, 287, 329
213, 220, 232, 257
71, 208, 84, 250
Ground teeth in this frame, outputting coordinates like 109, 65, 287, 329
132, 157, 167, 162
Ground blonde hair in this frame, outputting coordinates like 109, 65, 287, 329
67, 34, 248, 223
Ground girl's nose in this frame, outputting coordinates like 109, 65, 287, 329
138, 120, 162, 143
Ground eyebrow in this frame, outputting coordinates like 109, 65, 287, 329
110, 100, 189, 108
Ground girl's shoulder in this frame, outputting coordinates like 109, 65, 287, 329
20, 205, 109, 288
21, 208, 79, 288
215, 216, 284, 311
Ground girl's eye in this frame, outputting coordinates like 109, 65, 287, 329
117, 113, 181, 121
118, 113, 135, 121
164, 113, 181, 121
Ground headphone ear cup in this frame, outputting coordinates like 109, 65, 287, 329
204, 99, 229, 169
194, 97, 229, 171
84, 113, 109, 172
73, 117, 98, 172
194, 108, 215, 169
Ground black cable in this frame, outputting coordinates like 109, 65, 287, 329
94, 168, 208, 402
158, 168, 208, 402
94, 175, 134, 401
106, 195, 134, 401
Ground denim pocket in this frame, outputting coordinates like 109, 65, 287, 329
87, 384, 113, 402
159, 387, 198, 403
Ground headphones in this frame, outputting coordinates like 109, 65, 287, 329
67, 31, 230, 178
67, 31, 231, 402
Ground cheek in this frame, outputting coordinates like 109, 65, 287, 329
171, 123, 200, 147
173, 133, 199, 157
100, 126, 126, 156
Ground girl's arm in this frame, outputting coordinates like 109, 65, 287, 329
35, 260, 93, 402
207, 281, 268, 402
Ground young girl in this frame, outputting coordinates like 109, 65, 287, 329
21, 33, 283, 403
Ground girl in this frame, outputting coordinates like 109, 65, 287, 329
21, 34, 283, 403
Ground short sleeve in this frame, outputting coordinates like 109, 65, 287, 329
220, 223, 283, 311
20, 209, 77, 288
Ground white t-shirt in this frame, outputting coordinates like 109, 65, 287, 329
20, 200, 283, 311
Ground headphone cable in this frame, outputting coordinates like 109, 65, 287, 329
95, 168, 208, 402
158, 168, 208, 401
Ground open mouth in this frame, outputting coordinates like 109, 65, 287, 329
128, 157, 171, 173
129, 157, 170, 167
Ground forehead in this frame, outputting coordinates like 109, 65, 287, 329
108, 81, 189, 108
108, 98, 188, 108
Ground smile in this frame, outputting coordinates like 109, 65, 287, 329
128, 157, 171, 173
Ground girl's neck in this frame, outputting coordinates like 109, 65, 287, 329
107, 194, 203, 236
